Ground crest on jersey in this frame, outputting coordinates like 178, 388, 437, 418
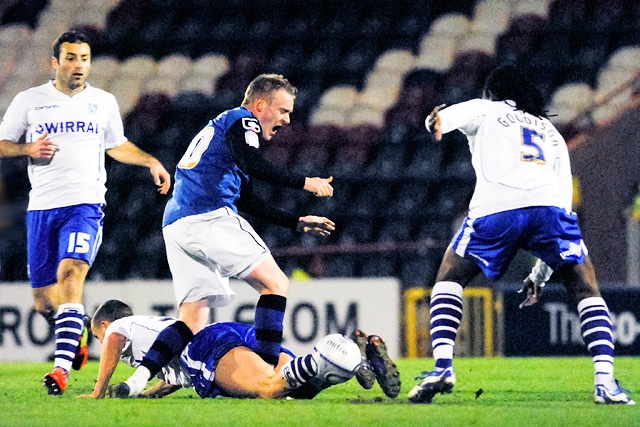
242, 118, 261, 148
88, 103, 98, 114
242, 118, 261, 133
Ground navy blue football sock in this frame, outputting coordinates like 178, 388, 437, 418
140, 320, 194, 378
254, 294, 286, 366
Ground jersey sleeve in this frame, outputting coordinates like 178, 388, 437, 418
236, 181, 300, 229
438, 99, 487, 136
104, 318, 132, 342
0, 91, 29, 142
102, 93, 128, 150
226, 119, 306, 189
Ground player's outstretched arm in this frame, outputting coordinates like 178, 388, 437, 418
296, 215, 335, 237
78, 332, 127, 398
303, 176, 334, 198
425, 104, 446, 141
106, 141, 171, 194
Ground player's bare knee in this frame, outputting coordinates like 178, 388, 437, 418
256, 381, 284, 399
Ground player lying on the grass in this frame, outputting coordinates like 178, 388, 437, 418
82, 300, 398, 399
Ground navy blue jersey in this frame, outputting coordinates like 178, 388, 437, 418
163, 107, 305, 228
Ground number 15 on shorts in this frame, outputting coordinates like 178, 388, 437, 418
67, 232, 91, 254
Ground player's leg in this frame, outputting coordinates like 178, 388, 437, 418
115, 220, 222, 398
27, 210, 60, 324
243, 256, 289, 366
408, 247, 479, 403
214, 347, 294, 399
410, 213, 519, 403
528, 207, 633, 404
29, 205, 101, 395
557, 259, 634, 404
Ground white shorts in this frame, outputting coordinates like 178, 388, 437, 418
163, 207, 270, 307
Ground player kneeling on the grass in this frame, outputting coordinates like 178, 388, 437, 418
81, 300, 360, 400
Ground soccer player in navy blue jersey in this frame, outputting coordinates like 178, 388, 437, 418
113, 74, 335, 397
408, 65, 634, 405
0, 31, 171, 395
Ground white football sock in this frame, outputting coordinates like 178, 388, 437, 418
125, 366, 151, 396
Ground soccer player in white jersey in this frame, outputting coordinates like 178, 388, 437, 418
81, 300, 357, 400
407, 65, 634, 405
0, 31, 171, 395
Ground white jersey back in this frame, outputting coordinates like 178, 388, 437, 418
437, 99, 573, 218
0, 81, 127, 210
105, 315, 192, 387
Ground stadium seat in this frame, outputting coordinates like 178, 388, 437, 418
373, 49, 415, 74
414, 35, 458, 71
156, 54, 193, 82
457, 30, 497, 55
605, 46, 640, 74
119, 55, 157, 84
316, 85, 359, 111
547, 82, 595, 124
359, 253, 398, 277
512, 0, 551, 17
429, 13, 471, 38
472, 0, 510, 33
88, 56, 119, 90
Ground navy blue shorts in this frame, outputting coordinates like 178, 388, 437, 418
182, 322, 294, 399
26, 204, 104, 288
451, 206, 587, 280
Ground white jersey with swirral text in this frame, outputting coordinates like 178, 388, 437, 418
105, 315, 192, 387
0, 81, 127, 211
434, 99, 573, 219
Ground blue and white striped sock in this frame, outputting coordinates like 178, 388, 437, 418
281, 354, 318, 389
578, 297, 616, 388
430, 281, 463, 370
54, 303, 85, 373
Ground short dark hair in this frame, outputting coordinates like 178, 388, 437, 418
91, 300, 133, 329
483, 65, 548, 118
242, 74, 297, 105
52, 31, 92, 60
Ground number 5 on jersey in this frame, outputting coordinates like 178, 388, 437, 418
520, 126, 546, 164
179, 127, 215, 169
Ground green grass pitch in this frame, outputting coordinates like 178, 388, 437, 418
1, 357, 638, 427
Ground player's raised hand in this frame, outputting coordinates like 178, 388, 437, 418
427, 104, 446, 141
149, 160, 171, 195
27, 132, 59, 159
304, 176, 334, 198
296, 215, 335, 237
518, 276, 545, 309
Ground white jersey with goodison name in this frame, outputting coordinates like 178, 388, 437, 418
105, 315, 192, 387
435, 99, 573, 218
0, 81, 127, 211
